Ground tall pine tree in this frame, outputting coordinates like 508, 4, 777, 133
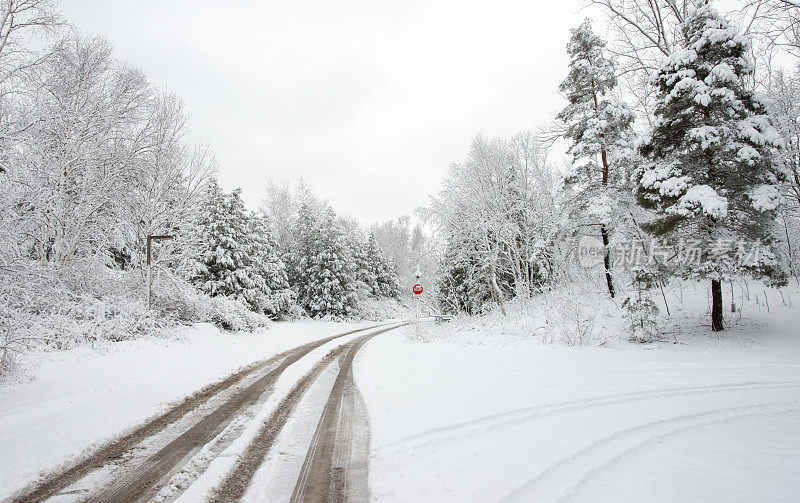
352, 233, 378, 296
190, 183, 255, 304
638, 5, 786, 331
352, 232, 400, 299
287, 201, 317, 304
557, 19, 635, 299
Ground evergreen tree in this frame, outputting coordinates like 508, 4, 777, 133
189, 181, 294, 316
287, 201, 317, 304
247, 213, 295, 318
190, 182, 255, 304
638, 5, 786, 331
621, 267, 661, 343
335, 227, 400, 301
303, 206, 359, 318
365, 233, 401, 298
354, 233, 400, 298
352, 234, 378, 296
557, 19, 635, 299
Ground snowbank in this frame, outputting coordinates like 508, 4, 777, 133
410, 283, 621, 346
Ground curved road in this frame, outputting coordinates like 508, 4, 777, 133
8, 322, 405, 503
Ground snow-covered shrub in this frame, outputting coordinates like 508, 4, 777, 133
0, 262, 153, 371
152, 272, 271, 332
205, 296, 270, 332
0, 261, 271, 378
410, 284, 620, 347
406, 299, 546, 346
543, 284, 616, 346
357, 297, 411, 321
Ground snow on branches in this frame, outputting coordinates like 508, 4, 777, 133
637, 5, 788, 330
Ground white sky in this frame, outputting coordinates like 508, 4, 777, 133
59, 0, 601, 223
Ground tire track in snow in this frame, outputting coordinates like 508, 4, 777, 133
565, 408, 800, 501
7, 322, 390, 503
207, 323, 405, 503
376, 380, 800, 456
500, 400, 800, 503
89, 324, 398, 503
289, 334, 377, 503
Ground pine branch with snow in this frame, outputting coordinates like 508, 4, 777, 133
637, 5, 788, 330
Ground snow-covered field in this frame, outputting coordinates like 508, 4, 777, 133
0, 320, 379, 501
356, 288, 800, 502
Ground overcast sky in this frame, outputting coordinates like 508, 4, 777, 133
59, 0, 601, 224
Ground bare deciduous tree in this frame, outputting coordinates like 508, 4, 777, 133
738, 0, 800, 58
424, 133, 561, 315
589, 0, 691, 121
0, 0, 60, 87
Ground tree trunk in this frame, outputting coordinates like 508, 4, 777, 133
488, 260, 507, 316
601, 224, 615, 298
711, 278, 724, 332
784, 215, 799, 284
597, 116, 614, 298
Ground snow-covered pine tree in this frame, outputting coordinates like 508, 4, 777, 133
557, 18, 635, 298
621, 266, 661, 343
638, 5, 786, 331
352, 234, 378, 297
303, 206, 359, 318
190, 183, 296, 316
365, 233, 401, 298
189, 182, 256, 305
287, 200, 317, 305
247, 213, 295, 318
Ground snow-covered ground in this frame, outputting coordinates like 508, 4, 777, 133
2, 282, 799, 502
356, 286, 800, 502
0, 320, 379, 501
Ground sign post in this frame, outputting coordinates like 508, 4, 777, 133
413, 266, 423, 325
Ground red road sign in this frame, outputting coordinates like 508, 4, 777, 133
413, 284, 423, 295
